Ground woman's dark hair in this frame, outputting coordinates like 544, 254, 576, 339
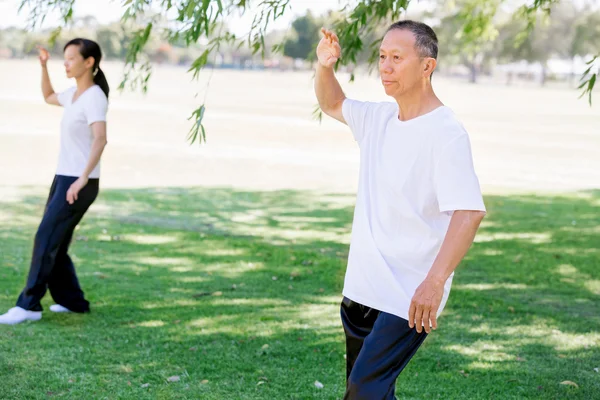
64, 38, 109, 99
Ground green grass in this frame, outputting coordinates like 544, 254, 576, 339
0, 187, 599, 399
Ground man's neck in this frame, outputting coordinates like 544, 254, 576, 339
395, 84, 443, 122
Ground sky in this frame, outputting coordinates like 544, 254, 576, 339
1, 0, 595, 36
0, 0, 360, 35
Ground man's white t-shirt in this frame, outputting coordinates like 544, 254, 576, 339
341, 99, 486, 321
56, 85, 108, 179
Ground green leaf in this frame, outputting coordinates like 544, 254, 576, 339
586, 74, 596, 106
187, 105, 207, 145
185, 1, 195, 18
312, 104, 323, 124
581, 65, 593, 78
188, 50, 210, 80
48, 27, 62, 47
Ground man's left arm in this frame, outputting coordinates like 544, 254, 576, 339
408, 209, 486, 333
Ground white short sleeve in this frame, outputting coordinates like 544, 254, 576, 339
434, 134, 486, 213
83, 89, 108, 125
342, 99, 377, 143
56, 87, 75, 107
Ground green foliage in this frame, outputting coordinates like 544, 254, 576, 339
16, 0, 599, 141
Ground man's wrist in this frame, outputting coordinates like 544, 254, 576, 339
317, 62, 334, 71
425, 272, 447, 287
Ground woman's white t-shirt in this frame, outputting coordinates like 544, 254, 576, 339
341, 99, 486, 321
56, 85, 107, 179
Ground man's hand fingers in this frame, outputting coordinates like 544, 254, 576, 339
333, 42, 341, 54
414, 306, 424, 333
408, 301, 416, 328
321, 29, 339, 45
422, 308, 431, 333
431, 313, 438, 331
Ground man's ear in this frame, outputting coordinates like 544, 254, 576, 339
423, 58, 437, 78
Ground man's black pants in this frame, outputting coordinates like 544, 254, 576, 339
341, 297, 428, 400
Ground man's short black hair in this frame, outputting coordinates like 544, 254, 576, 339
386, 20, 438, 60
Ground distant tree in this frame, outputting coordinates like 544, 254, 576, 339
498, 2, 577, 85
96, 26, 126, 59
433, 0, 500, 84
283, 11, 321, 60
18, 0, 599, 142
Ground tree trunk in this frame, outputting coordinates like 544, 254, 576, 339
469, 63, 478, 83
541, 64, 547, 86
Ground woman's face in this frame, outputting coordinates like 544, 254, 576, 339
63, 45, 94, 79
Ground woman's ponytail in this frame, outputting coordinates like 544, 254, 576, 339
94, 67, 110, 99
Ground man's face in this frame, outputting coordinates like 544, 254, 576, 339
379, 29, 431, 98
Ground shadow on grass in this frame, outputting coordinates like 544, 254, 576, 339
0, 186, 598, 399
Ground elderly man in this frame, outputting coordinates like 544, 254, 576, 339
314, 20, 487, 399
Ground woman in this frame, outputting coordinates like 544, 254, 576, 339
0, 38, 109, 325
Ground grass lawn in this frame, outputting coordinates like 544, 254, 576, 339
1, 187, 598, 399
